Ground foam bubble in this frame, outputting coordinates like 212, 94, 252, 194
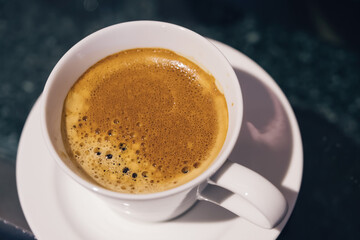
181, 166, 189, 174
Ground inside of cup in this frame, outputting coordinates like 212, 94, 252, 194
42, 21, 243, 192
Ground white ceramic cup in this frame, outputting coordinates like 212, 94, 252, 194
40, 21, 287, 229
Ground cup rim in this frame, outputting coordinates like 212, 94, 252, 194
41, 20, 243, 200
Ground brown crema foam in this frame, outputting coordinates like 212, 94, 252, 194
62, 48, 228, 194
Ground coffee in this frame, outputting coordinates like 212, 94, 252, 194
62, 48, 228, 194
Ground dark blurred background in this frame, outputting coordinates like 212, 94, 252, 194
1, 0, 360, 239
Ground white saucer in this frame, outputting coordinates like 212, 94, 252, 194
16, 40, 303, 240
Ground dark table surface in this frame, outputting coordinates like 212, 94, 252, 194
1, 0, 360, 239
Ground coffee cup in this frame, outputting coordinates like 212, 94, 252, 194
40, 21, 287, 228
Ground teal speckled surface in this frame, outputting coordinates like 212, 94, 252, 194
0, 0, 359, 239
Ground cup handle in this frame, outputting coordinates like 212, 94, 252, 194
198, 160, 288, 229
